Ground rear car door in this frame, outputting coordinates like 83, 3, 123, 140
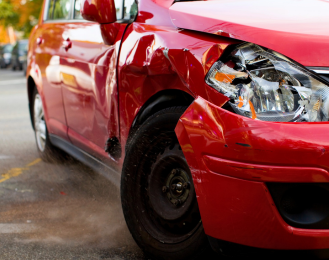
60, 0, 137, 159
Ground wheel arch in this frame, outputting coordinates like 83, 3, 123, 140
126, 89, 194, 148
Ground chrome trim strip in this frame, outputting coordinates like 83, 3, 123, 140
307, 67, 329, 75
313, 70, 329, 75
43, 19, 89, 24
43, 0, 50, 21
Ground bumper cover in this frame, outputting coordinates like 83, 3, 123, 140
175, 97, 329, 250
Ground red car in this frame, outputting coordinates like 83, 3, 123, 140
27, 0, 329, 258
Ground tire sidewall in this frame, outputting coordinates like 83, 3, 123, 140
32, 88, 63, 162
121, 107, 210, 260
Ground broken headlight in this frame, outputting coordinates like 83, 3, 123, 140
205, 43, 329, 122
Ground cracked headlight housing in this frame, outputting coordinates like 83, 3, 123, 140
205, 43, 329, 122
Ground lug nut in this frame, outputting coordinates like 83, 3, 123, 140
172, 199, 181, 206
183, 182, 190, 189
162, 186, 168, 193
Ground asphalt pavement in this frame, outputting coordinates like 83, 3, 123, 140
0, 68, 144, 259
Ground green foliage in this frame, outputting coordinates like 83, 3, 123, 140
18, 0, 44, 37
0, 0, 19, 26
0, 0, 43, 38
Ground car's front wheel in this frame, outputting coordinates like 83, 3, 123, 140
121, 107, 212, 260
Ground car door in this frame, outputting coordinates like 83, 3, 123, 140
60, 0, 136, 160
32, 0, 72, 141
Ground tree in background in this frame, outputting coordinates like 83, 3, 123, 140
0, 0, 43, 40
12, 0, 43, 37
0, 0, 18, 43
0, 0, 18, 26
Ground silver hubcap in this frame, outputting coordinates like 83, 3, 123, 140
34, 94, 46, 152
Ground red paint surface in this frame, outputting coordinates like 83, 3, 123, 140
170, 0, 329, 67
60, 22, 126, 152
204, 155, 329, 183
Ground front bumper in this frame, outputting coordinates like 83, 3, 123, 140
175, 97, 329, 250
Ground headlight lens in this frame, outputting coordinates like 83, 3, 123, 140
205, 43, 329, 122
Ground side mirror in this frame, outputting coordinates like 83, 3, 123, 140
81, 0, 117, 24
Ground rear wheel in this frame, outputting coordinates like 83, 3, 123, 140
32, 88, 66, 162
121, 107, 212, 260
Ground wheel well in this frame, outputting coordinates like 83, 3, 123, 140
127, 89, 194, 146
27, 76, 36, 129
133, 89, 194, 127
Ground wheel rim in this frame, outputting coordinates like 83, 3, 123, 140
137, 136, 202, 244
34, 94, 46, 152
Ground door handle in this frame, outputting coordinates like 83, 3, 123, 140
36, 37, 43, 45
62, 38, 72, 51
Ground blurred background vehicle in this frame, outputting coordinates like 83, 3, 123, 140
0, 44, 13, 68
11, 39, 28, 71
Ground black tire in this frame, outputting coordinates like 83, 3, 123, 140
32, 88, 66, 162
121, 107, 212, 260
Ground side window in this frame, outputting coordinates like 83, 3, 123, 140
53, 0, 71, 19
74, 0, 83, 19
47, 0, 55, 19
47, 0, 71, 20
114, 0, 123, 20
123, 0, 137, 20
73, 0, 124, 20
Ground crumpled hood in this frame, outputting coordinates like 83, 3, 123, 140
169, 0, 329, 67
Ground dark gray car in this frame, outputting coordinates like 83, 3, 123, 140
0, 44, 13, 68
11, 40, 28, 71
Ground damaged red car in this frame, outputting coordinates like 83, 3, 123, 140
27, 0, 329, 258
